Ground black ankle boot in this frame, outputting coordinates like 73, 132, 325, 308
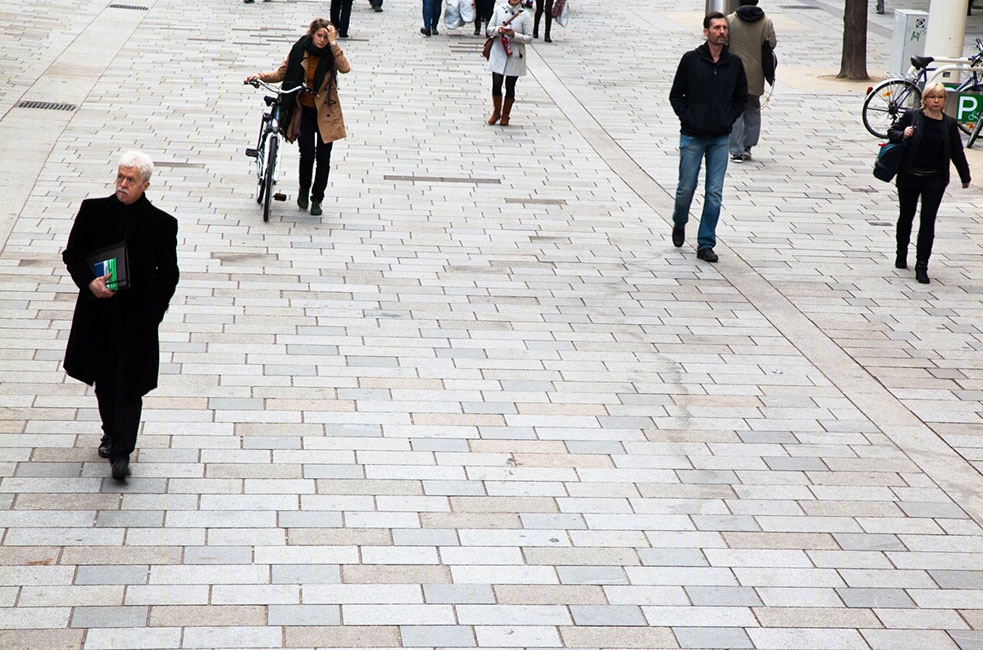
915, 262, 930, 284
474, 20, 482, 36
895, 252, 907, 269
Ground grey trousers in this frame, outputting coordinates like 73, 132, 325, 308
730, 94, 762, 156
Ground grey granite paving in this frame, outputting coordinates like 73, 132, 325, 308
1, 0, 983, 648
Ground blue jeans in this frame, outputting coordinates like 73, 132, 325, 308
423, 0, 441, 29
671, 133, 729, 251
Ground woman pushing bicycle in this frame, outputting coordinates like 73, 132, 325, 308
246, 18, 350, 216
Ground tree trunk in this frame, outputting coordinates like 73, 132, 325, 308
838, 0, 870, 80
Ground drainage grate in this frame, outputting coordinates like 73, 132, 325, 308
108, 3, 149, 9
867, 221, 892, 227
384, 174, 500, 184
154, 162, 205, 168
782, 4, 821, 7
16, 100, 76, 111
505, 198, 565, 205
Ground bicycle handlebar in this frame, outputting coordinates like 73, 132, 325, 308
244, 78, 312, 96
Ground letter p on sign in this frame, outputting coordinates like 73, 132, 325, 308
958, 95, 980, 121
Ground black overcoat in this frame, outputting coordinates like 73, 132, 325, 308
62, 194, 179, 396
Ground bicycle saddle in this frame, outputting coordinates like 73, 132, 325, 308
911, 55, 934, 69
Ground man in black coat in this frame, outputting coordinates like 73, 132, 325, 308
668, 11, 748, 263
62, 152, 179, 481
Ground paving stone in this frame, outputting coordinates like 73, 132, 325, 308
70, 606, 149, 628
400, 624, 476, 647
74, 566, 149, 586
673, 626, 754, 649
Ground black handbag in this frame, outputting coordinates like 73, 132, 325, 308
762, 40, 777, 86
873, 141, 907, 182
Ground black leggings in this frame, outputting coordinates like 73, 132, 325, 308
298, 105, 334, 203
896, 172, 947, 264
491, 73, 517, 99
535, 0, 554, 36
330, 0, 353, 36
475, 0, 494, 23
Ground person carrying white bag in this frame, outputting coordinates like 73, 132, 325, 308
442, 0, 463, 30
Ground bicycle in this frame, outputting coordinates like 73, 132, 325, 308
244, 79, 310, 222
969, 104, 983, 147
862, 37, 983, 139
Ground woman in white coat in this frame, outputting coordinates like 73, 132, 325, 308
486, 0, 533, 125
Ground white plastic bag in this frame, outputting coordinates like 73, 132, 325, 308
553, 0, 569, 27
460, 0, 476, 23
444, 0, 464, 29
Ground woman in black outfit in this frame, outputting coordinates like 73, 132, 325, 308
888, 82, 971, 284
534, 0, 554, 42
474, 0, 495, 36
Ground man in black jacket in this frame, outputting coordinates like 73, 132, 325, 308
669, 12, 748, 262
62, 152, 179, 481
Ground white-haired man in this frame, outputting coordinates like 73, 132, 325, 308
62, 151, 179, 481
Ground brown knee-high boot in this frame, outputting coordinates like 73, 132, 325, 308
487, 95, 502, 124
499, 97, 514, 125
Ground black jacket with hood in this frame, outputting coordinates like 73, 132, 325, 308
669, 42, 748, 138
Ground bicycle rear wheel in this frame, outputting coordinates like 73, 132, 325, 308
863, 80, 920, 139
262, 137, 277, 222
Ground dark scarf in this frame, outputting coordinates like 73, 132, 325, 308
286, 35, 335, 94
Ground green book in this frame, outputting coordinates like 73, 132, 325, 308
86, 242, 130, 290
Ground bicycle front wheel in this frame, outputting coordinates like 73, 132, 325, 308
969, 113, 983, 149
863, 80, 920, 139
263, 137, 277, 222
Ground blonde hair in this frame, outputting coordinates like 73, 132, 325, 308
922, 82, 946, 108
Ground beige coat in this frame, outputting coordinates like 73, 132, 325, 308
259, 44, 351, 143
726, 11, 776, 97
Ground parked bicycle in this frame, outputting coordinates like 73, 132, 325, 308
244, 79, 310, 221
862, 37, 983, 139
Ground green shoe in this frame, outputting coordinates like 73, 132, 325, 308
297, 193, 308, 210
310, 201, 322, 216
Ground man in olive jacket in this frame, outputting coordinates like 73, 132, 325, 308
727, 0, 777, 161
62, 152, 179, 481
669, 12, 748, 263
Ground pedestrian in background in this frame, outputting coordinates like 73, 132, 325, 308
475, 0, 495, 36
331, 0, 354, 37
370, 0, 383, 12
726, 0, 776, 162
486, 0, 533, 125
888, 82, 971, 284
246, 18, 351, 217
668, 12, 747, 262
421, 0, 442, 35
533, 0, 553, 42
62, 152, 179, 482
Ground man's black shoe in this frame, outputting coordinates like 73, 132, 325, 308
111, 456, 131, 481
420, 27, 431, 36
98, 435, 112, 459
672, 225, 685, 248
697, 248, 718, 263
